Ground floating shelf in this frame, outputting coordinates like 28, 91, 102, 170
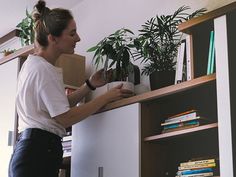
144, 123, 218, 142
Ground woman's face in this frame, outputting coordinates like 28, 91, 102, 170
56, 19, 80, 54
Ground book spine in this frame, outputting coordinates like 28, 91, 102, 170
164, 112, 197, 123
207, 31, 214, 75
176, 172, 213, 177
175, 40, 186, 84
177, 168, 213, 175
210, 33, 215, 74
162, 123, 199, 133
168, 109, 197, 119
180, 159, 215, 166
161, 116, 200, 126
185, 35, 193, 80
163, 120, 199, 130
178, 163, 216, 170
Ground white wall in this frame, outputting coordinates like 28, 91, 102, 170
0, 38, 21, 177
0, 59, 18, 177
71, 0, 236, 90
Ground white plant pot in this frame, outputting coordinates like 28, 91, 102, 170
107, 81, 134, 92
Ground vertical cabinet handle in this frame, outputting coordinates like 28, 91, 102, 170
8, 130, 14, 146
98, 167, 103, 177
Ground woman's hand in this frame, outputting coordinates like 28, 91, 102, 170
101, 84, 134, 103
89, 69, 113, 88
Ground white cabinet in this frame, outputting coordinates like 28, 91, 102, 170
71, 103, 140, 177
0, 59, 19, 177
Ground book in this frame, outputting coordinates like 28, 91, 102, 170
163, 120, 199, 130
62, 135, 72, 142
176, 168, 213, 175
176, 172, 213, 177
185, 35, 194, 81
161, 116, 211, 126
162, 123, 199, 133
178, 162, 216, 170
168, 109, 197, 119
175, 40, 186, 84
180, 159, 215, 167
207, 31, 215, 75
210, 42, 215, 74
164, 111, 198, 123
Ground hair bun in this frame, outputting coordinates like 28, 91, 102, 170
35, 0, 46, 14
33, 0, 51, 22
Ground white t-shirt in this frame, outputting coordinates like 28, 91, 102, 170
16, 54, 70, 137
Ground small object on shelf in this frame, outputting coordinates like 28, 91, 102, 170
161, 109, 213, 133
207, 31, 215, 75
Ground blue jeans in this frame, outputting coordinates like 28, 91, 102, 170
9, 128, 63, 177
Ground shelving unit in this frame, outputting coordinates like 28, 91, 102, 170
72, 2, 236, 177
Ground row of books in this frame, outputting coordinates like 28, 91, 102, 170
62, 133, 72, 157
176, 158, 217, 177
161, 110, 211, 133
175, 31, 215, 84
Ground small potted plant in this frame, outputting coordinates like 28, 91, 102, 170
87, 28, 140, 91
16, 9, 35, 46
0, 49, 16, 57
133, 6, 206, 90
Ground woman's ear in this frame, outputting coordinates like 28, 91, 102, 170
48, 34, 58, 44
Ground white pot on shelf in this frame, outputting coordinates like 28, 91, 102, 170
107, 81, 134, 92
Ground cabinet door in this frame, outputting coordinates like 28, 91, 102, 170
0, 59, 18, 177
71, 103, 140, 177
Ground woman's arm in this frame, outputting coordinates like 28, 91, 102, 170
67, 69, 112, 107
54, 84, 133, 128
67, 83, 91, 107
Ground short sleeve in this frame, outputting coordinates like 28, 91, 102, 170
38, 68, 70, 118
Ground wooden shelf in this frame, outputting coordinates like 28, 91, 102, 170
144, 123, 218, 142
0, 44, 34, 65
178, 2, 236, 33
0, 29, 20, 45
101, 74, 216, 112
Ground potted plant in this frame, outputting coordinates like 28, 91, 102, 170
87, 28, 140, 91
0, 49, 16, 58
133, 6, 206, 90
16, 9, 35, 46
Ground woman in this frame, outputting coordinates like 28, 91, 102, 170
8, 1, 133, 177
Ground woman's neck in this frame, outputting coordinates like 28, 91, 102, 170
34, 46, 61, 66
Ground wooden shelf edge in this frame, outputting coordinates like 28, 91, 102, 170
0, 44, 34, 65
0, 29, 20, 45
144, 123, 218, 141
101, 74, 216, 112
178, 1, 236, 33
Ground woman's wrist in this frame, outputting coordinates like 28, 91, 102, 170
85, 79, 96, 90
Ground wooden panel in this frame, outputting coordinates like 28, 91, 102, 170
55, 54, 85, 87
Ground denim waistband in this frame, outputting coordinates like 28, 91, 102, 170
19, 128, 62, 143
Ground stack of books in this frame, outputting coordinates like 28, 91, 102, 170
161, 110, 210, 133
62, 133, 72, 157
176, 158, 217, 177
